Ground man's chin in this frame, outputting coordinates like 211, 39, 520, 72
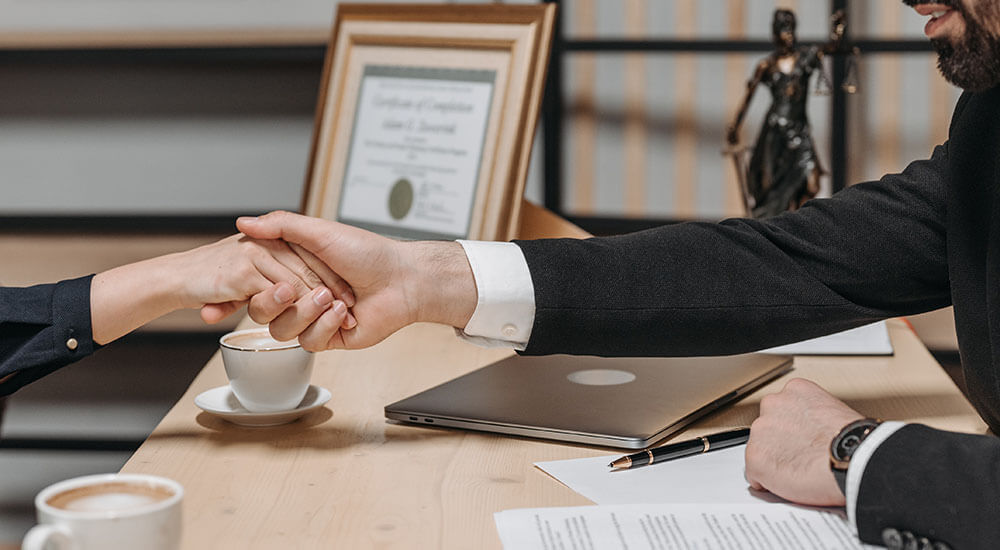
937, 61, 1000, 92
933, 36, 1000, 92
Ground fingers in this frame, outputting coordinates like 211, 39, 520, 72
268, 286, 344, 343
248, 242, 319, 299
237, 211, 361, 332
286, 242, 356, 329
297, 307, 350, 352
744, 418, 768, 492
288, 242, 355, 308
247, 282, 298, 324
237, 211, 338, 257
201, 301, 246, 324
255, 238, 325, 292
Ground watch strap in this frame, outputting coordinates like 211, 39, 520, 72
833, 463, 849, 495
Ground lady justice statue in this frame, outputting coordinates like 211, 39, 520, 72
726, 9, 854, 218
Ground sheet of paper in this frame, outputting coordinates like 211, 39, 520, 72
760, 321, 893, 355
494, 503, 879, 550
535, 446, 786, 505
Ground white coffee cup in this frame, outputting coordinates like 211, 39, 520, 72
220, 328, 314, 412
23, 473, 183, 550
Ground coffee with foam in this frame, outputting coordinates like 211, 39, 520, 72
47, 482, 174, 513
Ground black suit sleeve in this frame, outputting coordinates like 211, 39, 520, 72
856, 424, 1000, 550
0, 275, 100, 396
515, 143, 952, 356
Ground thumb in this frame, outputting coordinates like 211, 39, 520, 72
237, 211, 335, 256
201, 301, 245, 324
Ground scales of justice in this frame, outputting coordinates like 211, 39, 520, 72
725, 9, 859, 219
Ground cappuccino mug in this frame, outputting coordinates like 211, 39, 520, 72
23, 473, 183, 550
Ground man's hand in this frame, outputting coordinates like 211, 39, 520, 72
745, 378, 864, 506
237, 211, 478, 351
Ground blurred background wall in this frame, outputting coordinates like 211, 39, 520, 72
0, 1, 962, 222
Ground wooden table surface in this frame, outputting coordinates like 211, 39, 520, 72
121, 202, 988, 549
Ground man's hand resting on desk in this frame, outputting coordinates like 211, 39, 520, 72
237, 211, 478, 351
745, 378, 863, 506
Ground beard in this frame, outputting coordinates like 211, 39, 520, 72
904, 0, 1000, 92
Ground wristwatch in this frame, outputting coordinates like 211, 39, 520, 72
830, 417, 882, 496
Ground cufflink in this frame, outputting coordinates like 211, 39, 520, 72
501, 324, 518, 338
66, 338, 79, 351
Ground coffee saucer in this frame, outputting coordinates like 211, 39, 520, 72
194, 385, 331, 427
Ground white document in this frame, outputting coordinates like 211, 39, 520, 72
338, 65, 495, 240
535, 446, 785, 506
760, 321, 893, 355
494, 503, 879, 550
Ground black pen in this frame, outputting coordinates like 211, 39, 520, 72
608, 428, 751, 471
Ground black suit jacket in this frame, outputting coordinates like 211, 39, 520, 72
0, 275, 98, 397
515, 86, 1000, 549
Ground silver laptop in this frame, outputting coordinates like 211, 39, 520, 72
384, 353, 792, 449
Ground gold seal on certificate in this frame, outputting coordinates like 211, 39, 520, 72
388, 178, 414, 220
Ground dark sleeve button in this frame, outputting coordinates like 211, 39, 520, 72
882, 528, 903, 550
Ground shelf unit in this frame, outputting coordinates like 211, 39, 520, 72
539, 0, 936, 233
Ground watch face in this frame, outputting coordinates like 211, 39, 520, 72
832, 430, 865, 461
831, 419, 880, 464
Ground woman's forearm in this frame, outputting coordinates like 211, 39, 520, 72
89, 254, 187, 345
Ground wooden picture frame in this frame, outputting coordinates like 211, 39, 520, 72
302, 3, 555, 241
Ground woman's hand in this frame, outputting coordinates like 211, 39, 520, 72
90, 233, 355, 345
177, 234, 353, 325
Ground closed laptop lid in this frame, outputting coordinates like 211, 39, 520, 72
385, 353, 792, 449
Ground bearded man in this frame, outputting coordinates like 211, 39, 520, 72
235, 1, 1000, 548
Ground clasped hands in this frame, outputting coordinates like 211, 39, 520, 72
199, 210, 867, 511
197, 210, 475, 353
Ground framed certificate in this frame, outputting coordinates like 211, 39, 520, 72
302, 3, 555, 241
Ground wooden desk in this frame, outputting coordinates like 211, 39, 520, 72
121, 202, 987, 549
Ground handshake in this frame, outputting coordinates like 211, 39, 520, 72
92, 210, 478, 352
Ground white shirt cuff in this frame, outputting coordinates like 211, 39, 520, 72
845, 421, 906, 534
455, 240, 535, 349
